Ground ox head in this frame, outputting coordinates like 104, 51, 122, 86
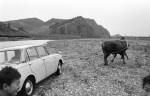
120, 37, 125, 40
120, 37, 130, 48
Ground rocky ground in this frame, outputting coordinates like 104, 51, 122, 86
31, 38, 150, 96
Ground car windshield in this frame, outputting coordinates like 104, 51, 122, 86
0, 50, 21, 64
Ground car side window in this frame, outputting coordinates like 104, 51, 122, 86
36, 46, 47, 57
26, 47, 39, 61
0, 52, 5, 63
7, 51, 15, 61
7, 50, 21, 63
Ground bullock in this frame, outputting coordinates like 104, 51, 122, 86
101, 37, 129, 66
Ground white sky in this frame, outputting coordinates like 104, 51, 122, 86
0, 0, 150, 36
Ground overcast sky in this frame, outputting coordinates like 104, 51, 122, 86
0, 0, 150, 36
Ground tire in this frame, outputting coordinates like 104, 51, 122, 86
19, 77, 35, 96
55, 62, 62, 75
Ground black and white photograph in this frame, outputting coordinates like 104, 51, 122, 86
0, 0, 150, 96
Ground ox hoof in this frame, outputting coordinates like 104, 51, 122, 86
104, 64, 108, 66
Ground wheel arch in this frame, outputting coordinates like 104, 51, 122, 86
26, 75, 36, 84
59, 59, 63, 65
19, 74, 36, 91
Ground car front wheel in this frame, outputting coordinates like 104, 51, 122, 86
19, 77, 35, 96
55, 62, 62, 75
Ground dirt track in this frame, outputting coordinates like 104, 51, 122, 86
29, 38, 150, 96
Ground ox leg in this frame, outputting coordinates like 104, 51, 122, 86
121, 54, 126, 64
124, 52, 129, 59
120, 52, 129, 59
111, 53, 117, 62
104, 53, 110, 66
120, 52, 128, 59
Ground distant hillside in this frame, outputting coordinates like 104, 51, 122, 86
47, 16, 110, 38
6, 18, 44, 31
0, 22, 29, 37
17, 18, 44, 27
44, 18, 64, 25
48, 16, 94, 38
3, 16, 110, 38
30, 16, 110, 38
29, 25, 50, 36
29, 18, 65, 36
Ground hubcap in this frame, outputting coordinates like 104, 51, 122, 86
58, 64, 62, 74
25, 80, 33, 95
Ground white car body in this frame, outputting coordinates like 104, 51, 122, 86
0, 40, 63, 95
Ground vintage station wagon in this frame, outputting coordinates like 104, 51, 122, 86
0, 41, 63, 96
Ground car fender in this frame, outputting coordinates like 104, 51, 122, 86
54, 54, 64, 64
15, 64, 37, 91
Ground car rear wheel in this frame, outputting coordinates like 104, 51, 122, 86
55, 62, 62, 75
19, 77, 35, 96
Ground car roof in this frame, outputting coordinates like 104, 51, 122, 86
0, 40, 55, 51
0, 43, 47, 51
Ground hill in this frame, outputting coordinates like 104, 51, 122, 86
6, 18, 44, 31
0, 22, 29, 37
48, 16, 94, 38
2, 16, 110, 38
48, 16, 110, 38
30, 16, 110, 38
44, 18, 64, 25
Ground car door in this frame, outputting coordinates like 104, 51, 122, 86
26, 47, 47, 82
36, 46, 57, 77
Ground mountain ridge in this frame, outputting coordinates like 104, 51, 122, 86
2, 16, 110, 38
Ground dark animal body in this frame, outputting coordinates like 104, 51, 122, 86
101, 39, 129, 66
